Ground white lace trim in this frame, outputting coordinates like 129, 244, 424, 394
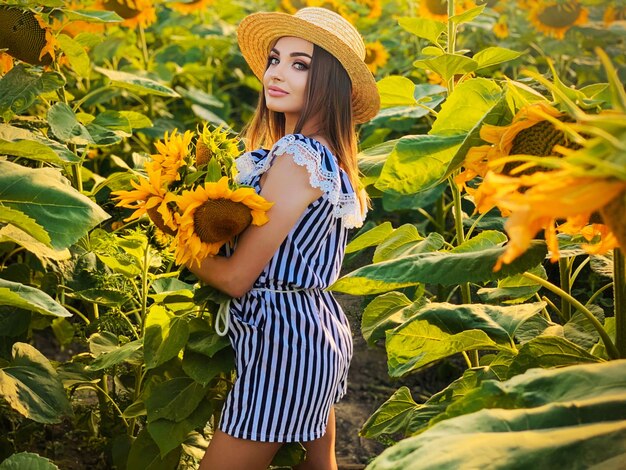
235, 135, 365, 228
272, 135, 364, 229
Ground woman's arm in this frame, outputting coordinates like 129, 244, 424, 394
187, 152, 323, 298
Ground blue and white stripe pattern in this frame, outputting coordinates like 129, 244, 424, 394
219, 134, 362, 442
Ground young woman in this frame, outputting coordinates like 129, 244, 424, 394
188, 7, 380, 470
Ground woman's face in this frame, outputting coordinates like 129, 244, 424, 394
263, 36, 313, 122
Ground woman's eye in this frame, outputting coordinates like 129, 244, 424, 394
294, 61, 308, 71
268, 57, 279, 66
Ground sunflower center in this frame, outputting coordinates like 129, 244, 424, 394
193, 199, 253, 243
103, 0, 140, 20
537, 2, 582, 28
0, 7, 52, 65
425, 0, 448, 15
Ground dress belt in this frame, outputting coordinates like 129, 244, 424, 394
215, 287, 314, 336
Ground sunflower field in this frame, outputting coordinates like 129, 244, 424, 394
0, 0, 625, 469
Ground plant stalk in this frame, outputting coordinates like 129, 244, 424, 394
523, 271, 619, 359
614, 248, 626, 358
558, 257, 572, 321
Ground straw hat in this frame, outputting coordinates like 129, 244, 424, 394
237, 7, 380, 124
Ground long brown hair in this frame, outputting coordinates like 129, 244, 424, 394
243, 43, 367, 214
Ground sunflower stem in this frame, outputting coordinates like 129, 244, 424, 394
558, 257, 572, 321
614, 248, 626, 358
523, 271, 619, 359
447, 0, 457, 92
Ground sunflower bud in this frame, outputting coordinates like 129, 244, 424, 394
195, 137, 211, 167
193, 199, 253, 243
0, 7, 53, 66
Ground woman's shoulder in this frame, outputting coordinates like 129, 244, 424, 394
235, 147, 271, 185
271, 133, 339, 172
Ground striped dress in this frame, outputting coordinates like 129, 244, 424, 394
219, 133, 364, 443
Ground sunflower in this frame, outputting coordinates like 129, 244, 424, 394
456, 101, 571, 190
146, 129, 194, 186
169, 0, 213, 14
493, 16, 509, 38
100, 0, 157, 29
364, 41, 389, 74
173, 176, 273, 267
111, 168, 178, 234
475, 171, 626, 269
56, 1, 107, 37
528, 1, 589, 40
604, 4, 626, 24
418, 0, 476, 22
0, 7, 55, 66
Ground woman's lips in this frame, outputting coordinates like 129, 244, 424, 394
267, 86, 288, 97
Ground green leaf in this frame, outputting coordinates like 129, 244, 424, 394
144, 305, 190, 370
56, 34, 90, 77
398, 17, 446, 44
0, 65, 65, 121
375, 134, 465, 195
359, 386, 420, 439
449, 5, 485, 24
60, 9, 123, 23
182, 347, 234, 386
330, 241, 547, 295
0, 124, 79, 163
48, 103, 94, 145
0, 343, 72, 424
0, 452, 60, 470
358, 139, 397, 186
368, 361, 626, 469
126, 429, 181, 470
377, 76, 418, 108
430, 77, 502, 136
450, 230, 507, 253
379, 232, 445, 262
271, 442, 307, 467
413, 54, 477, 84
145, 378, 207, 423
0, 279, 71, 318
87, 336, 143, 371
0, 161, 110, 250
361, 292, 423, 345
95, 67, 179, 97
507, 336, 603, 377
373, 224, 421, 262
473, 47, 523, 71
386, 320, 508, 377
0, 205, 50, 247
147, 400, 213, 458
118, 111, 153, 129
346, 222, 394, 254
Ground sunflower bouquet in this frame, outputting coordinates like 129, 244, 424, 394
112, 124, 273, 267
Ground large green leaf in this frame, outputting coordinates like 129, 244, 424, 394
95, 67, 179, 97
48, 103, 94, 145
398, 17, 446, 43
376, 232, 444, 263
145, 378, 207, 423
367, 407, 626, 470
430, 78, 502, 136
376, 76, 418, 108
346, 222, 394, 254
506, 336, 603, 377
358, 139, 396, 186
473, 47, 523, 71
0, 279, 71, 318
0, 205, 50, 247
450, 230, 507, 253
367, 361, 626, 469
0, 343, 72, 424
0, 124, 79, 163
127, 429, 181, 470
0, 65, 65, 121
359, 386, 420, 439
182, 347, 234, 386
0, 452, 60, 470
147, 400, 213, 458
330, 241, 547, 295
386, 320, 511, 377
87, 334, 142, 371
375, 134, 465, 195
56, 34, 90, 77
361, 292, 425, 345
413, 55, 477, 84
144, 305, 190, 370
0, 161, 109, 250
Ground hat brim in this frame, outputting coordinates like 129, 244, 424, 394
237, 11, 380, 124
